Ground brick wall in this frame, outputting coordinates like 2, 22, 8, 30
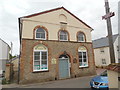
20, 39, 96, 84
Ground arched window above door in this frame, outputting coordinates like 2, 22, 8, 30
59, 54, 69, 59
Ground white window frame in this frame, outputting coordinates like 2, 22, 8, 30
78, 50, 88, 68
100, 48, 105, 53
33, 49, 48, 72
59, 31, 68, 41
78, 33, 85, 42
35, 28, 46, 40
117, 46, 119, 52
101, 59, 106, 65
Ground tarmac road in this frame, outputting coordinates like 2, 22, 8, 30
2, 68, 106, 88
2, 76, 93, 88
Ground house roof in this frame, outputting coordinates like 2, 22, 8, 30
0, 38, 11, 50
10, 55, 19, 61
107, 63, 120, 73
20, 7, 93, 30
92, 34, 119, 49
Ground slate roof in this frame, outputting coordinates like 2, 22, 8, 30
93, 34, 119, 49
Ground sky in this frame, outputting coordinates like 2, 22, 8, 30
0, 0, 119, 55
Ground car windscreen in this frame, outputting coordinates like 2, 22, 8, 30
100, 70, 107, 76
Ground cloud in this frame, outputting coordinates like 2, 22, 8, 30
2, 0, 29, 15
0, 0, 119, 55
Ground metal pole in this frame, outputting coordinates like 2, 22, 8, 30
104, 0, 115, 63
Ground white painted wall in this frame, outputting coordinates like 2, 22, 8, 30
0, 39, 10, 74
113, 37, 119, 63
118, 1, 120, 63
118, 35, 120, 63
94, 37, 118, 67
94, 47, 111, 67
22, 8, 92, 42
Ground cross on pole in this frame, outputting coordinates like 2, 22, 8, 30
102, 0, 115, 63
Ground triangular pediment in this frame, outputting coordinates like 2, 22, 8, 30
21, 7, 93, 30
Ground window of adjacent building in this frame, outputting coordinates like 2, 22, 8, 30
33, 44, 48, 71
77, 32, 85, 42
100, 48, 105, 53
102, 59, 106, 64
119, 58, 120, 63
78, 46, 88, 67
59, 30, 68, 41
117, 46, 119, 52
35, 28, 46, 40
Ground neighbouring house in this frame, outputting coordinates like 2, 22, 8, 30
93, 34, 119, 67
18, 7, 96, 84
10, 55, 19, 71
0, 38, 10, 77
6, 55, 19, 82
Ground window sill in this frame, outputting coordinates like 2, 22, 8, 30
33, 70, 49, 73
79, 66, 89, 69
78, 41, 85, 42
59, 40, 68, 42
35, 38, 46, 40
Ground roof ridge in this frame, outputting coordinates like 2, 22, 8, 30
93, 36, 107, 41
93, 34, 118, 41
20, 6, 64, 18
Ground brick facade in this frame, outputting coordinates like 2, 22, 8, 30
20, 39, 96, 84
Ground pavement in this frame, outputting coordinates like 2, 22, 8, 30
2, 68, 106, 88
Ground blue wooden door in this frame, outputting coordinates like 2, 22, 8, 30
59, 58, 69, 79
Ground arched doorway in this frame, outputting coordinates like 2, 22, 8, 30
59, 54, 70, 79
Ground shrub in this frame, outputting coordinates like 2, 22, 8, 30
2, 78, 10, 85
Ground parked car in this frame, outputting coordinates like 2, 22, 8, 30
90, 70, 108, 89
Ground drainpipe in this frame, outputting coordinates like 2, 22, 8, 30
18, 18, 23, 84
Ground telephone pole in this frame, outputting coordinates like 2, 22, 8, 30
118, 1, 120, 63
102, 0, 115, 63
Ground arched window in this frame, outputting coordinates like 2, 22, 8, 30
78, 46, 88, 67
35, 28, 46, 40
33, 44, 48, 71
77, 32, 85, 42
59, 30, 68, 41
